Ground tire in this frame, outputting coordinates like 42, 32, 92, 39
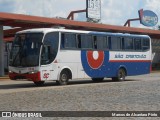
57, 71, 69, 85
34, 81, 45, 86
92, 78, 104, 82
112, 68, 126, 81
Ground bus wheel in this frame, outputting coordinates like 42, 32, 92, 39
34, 81, 45, 86
112, 68, 126, 81
57, 71, 69, 85
92, 78, 104, 82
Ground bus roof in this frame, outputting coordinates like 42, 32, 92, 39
17, 28, 150, 38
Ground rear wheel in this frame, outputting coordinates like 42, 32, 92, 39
57, 71, 69, 85
92, 78, 104, 82
34, 81, 45, 86
112, 68, 126, 81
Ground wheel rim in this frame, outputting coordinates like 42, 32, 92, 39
61, 73, 67, 82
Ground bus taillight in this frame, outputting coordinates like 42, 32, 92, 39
150, 65, 152, 72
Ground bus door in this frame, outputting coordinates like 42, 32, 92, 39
40, 45, 54, 80
40, 32, 59, 80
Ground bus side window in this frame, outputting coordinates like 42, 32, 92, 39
103, 37, 108, 50
93, 36, 97, 49
61, 33, 65, 49
124, 37, 134, 50
134, 38, 142, 51
108, 37, 111, 49
111, 36, 121, 50
81, 35, 93, 49
77, 34, 81, 49
121, 37, 125, 50
41, 45, 50, 63
97, 36, 105, 50
64, 33, 77, 49
41, 32, 59, 65
142, 38, 150, 50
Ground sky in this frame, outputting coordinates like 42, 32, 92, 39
0, 0, 159, 29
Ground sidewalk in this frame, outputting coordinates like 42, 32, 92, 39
0, 75, 10, 80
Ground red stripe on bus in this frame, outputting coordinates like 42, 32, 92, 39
109, 60, 151, 63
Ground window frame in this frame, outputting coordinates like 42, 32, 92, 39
80, 34, 93, 50
142, 38, 150, 51
94, 35, 109, 50
123, 37, 134, 51
61, 32, 78, 50
60, 31, 151, 52
41, 32, 59, 65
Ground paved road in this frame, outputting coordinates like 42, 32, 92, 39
0, 73, 160, 119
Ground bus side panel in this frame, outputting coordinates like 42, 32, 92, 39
81, 50, 110, 78
81, 50, 151, 78
109, 62, 151, 76
56, 50, 84, 79
109, 51, 151, 76
126, 62, 151, 75
40, 63, 60, 81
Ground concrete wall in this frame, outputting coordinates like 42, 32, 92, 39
152, 52, 160, 63
4, 42, 12, 71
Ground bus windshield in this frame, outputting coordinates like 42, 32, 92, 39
9, 33, 43, 67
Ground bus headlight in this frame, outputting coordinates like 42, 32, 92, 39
28, 70, 38, 74
9, 70, 13, 73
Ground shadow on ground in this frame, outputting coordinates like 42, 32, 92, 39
0, 79, 138, 90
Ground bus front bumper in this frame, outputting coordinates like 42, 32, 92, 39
9, 72, 41, 82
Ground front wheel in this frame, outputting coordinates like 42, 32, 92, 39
112, 68, 126, 81
56, 71, 69, 85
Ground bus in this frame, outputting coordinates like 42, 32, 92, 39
9, 28, 152, 86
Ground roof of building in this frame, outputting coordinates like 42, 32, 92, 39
0, 12, 160, 40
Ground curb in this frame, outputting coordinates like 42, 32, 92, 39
151, 70, 160, 73
0, 76, 10, 80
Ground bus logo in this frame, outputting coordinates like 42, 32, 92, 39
43, 73, 50, 79
81, 50, 109, 78
87, 51, 104, 69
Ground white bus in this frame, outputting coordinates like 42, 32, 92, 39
9, 28, 152, 86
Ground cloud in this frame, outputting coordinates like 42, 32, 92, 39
101, 0, 141, 26
0, 0, 160, 28
144, 0, 160, 21
10, 0, 86, 18
145, 0, 160, 10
